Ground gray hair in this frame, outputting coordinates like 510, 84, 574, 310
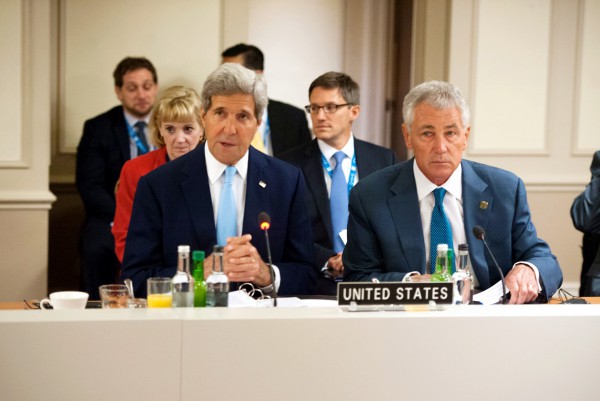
200, 63, 268, 119
402, 80, 470, 132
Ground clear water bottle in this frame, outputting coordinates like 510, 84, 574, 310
172, 245, 195, 307
431, 243, 452, 282
206, 245, 229, 307
452, 243, 473, 304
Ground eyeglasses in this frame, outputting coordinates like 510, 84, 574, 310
304, 103, 354, 114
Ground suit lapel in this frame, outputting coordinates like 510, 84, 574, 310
242, 147, 270, 233
461, 161, 493, 289
388, 161, 427, 273
180, 144, 216, 243
303, 141, 333, 241
113, 107, 131, 162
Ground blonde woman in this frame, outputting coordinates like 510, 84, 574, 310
112, 86, 203, 262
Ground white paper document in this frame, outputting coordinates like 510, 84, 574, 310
473, 280, 510, 305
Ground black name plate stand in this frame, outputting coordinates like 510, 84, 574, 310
337, 282, 453, 306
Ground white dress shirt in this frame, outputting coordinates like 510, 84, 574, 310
414, 161, 466, 268
317, 133, 359, 196
205, 145, 280, 290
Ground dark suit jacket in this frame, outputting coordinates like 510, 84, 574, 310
343, 159, 563, 301
268, 99, 312, 157
121, 143, 317, 297
280, 138, 398, 268
76, 105, 130, 222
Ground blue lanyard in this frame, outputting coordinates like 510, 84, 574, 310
321, 153, 357, 194
125, 121, 149, 154
262, 114, 270, 151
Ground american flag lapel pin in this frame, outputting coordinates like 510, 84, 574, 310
479, 201, 488, 209
259, 181, 266, 188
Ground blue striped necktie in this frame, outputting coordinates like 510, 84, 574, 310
330, 151, 348, 253
216, 166, 237, 245
430, 188, 454, 273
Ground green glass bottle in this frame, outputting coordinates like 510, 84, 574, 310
431, 243, 452, 282
192, 250, 207, 307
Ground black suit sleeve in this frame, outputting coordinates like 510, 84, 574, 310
76, 118, 120, 221
571, 151, 600, 233
269, 100, 312, 157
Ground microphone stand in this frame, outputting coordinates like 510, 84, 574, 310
473, 226, 507, 304
262, 227, 277, 307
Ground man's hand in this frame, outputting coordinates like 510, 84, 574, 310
505, 263, 539, 304
407, 273, 432, 283
218, 234, 272, 287
326, 253, 344, 278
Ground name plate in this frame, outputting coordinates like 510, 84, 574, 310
337, 282, 453, 305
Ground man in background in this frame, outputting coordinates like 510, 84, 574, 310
343, 80, 563, 303
221, 43, 311, 157
76, 57, 158, 299
280, 72, 397, 295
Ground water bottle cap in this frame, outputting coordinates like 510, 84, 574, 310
192, 250, 205, 260
178, 245, 190, 253
436, 243, 448, 251
458, 243, 469, 251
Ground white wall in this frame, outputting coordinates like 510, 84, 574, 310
0, 0, 54, 301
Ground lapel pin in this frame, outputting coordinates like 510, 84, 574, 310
259, 181, 266, 188
479, 201, 488, 209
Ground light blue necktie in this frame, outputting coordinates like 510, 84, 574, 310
134, 121, 149, 155
330, 151, 348, 253
216, 166, 237, 245
430, 188, 454, 273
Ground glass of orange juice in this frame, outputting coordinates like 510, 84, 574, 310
147, 277, 172, 308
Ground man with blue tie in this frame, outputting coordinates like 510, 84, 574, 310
76, 57, 158, 299
122, 63, 316, 297
343, 80, 563, 304
280, 72, 397, 295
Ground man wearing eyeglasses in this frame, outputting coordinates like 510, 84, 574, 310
280, 72, 397, 295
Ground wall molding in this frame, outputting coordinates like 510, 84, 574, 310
0, 0, 32, 168
525, 183, 584, 193
0, 190, 56, 210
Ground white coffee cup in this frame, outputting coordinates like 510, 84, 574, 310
39, 291, 89, 310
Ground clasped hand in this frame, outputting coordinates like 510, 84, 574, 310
203, 234, 272, 287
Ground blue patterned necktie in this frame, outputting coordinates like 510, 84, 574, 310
216, 166, 237, 245
430, 187, 454, 273
330, 151, 348, 253
135, 121, 149, 155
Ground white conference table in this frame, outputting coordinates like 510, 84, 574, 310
1, 303, 599, 401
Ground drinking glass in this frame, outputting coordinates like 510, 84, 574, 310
147, 277, 172, 308
99, 284, 130, 308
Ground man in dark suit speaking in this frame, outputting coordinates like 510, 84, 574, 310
343, 80, 563, 303
122, 63, 316, 297
280, 72, 397, 295
221, 43, 311, 157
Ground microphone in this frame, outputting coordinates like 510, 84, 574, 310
472, 225, 507, 304
258, 212, 277, 307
